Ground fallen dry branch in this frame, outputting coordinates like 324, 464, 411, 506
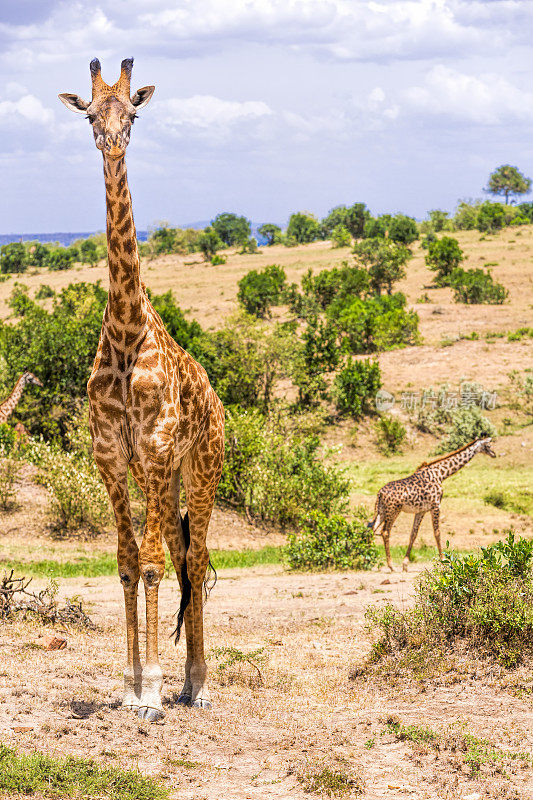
0, 570, 95, 630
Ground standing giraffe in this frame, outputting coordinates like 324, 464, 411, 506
59, 58, 224, 720
0, 373, 43, 424
369, 438, 496, 572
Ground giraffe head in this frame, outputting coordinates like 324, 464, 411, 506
22, 372, 43, 388
58, 58, 155, 158
476, 437, 496, 458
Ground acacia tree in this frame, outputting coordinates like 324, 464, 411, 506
486, 165, 531, 204
212, 212, 251, 246
258, 223, 282, 245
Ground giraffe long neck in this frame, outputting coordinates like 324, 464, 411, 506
0, 375, 27, 423
103, 154, 147, 344
429, 443, 479, 482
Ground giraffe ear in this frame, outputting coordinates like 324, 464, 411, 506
58, 93, 90, 114
131, 86, 155, 109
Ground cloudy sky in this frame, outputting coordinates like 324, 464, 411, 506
1, 0, 532, 233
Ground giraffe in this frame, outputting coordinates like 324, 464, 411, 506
369, 438, 496, 572
59, 58, 225, 721
0, 373, 43, 424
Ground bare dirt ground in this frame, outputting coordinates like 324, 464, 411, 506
2, 565, 533, 799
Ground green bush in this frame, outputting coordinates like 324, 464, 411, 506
286, 212, 322, 244
237, 264, 286, 317
476, 201, 506, 233
198, 226, 223, 260
331, 224, 352, 248
47, 246, 77, 271
453, 199, 482, 230
300, 264, 369, 312
363, 217, 386, 239
35, 284, 55, 300
0, 423, 16, 454
333, 359, 381, 418
337, 294, 420, 353
425, 236, 464, 286
375, 415, 406, 454
0, 457, 20, 512
450, 267, 508, 304
257, 223, 282, 245
0, 243, 28, 274
388, 214, 418, 245
219, 408, 349, 528
212, 212, 251, 247
285, 509, 379, 571
210, 253, 226, 265
352, 239, 411, 296
367, 532, 533, 667
435, 406, 497, 453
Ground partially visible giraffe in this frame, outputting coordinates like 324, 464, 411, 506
0, 373, 43, 424
59, 58, 225, 721
369, 438, 496, 572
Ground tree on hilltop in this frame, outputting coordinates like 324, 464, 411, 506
486, 165, 531, 204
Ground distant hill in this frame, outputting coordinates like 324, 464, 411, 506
0, 222, 282, 248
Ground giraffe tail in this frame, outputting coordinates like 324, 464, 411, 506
368, 499, 384, 533
172, 511, 191, 644
171, 511, 218, 645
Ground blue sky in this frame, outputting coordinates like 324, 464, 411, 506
0, 0, 532, 233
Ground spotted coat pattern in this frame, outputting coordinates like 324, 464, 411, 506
370, 438, 496, 572
59, 59, 225, 720
0, 373, 43, 424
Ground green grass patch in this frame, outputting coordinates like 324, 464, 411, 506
0, 744, 168, 800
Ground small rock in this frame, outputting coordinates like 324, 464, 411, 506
380, 579, 391, 585
343, 590, 358, 595
35, 633, 67, 651
12, 725, 34, 733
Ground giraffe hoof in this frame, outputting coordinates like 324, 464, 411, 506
137, 706, 164, 722
192, 698, 212, 710
176, 694, 192, 707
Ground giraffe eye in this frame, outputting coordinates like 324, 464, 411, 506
85, 114, 96, 124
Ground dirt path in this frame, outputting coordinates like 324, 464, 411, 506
1, 565, 532, 799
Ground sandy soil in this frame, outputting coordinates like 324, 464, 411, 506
1, 566, 532, 799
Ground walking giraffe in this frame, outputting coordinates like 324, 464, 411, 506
369, 438, 496, 572
0, 373, 43, 424
59, 58, 225, 720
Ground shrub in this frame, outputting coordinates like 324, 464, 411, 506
353, 239, 411, 296
300, 264, 369, 312
425, 236, 464, 286
237, 264, 286, 317
286, 212, 322, 244
366, 532, 533, 667
375, 415, 406, 454
212, 212, 251, 247
0, 423, 16, 454
435, 406, 497, 453
322, 203, 369, 239
333, 359, 381, 418
210, 254, 226, 265
35, 284, 55, 300
476, 201, 506, 233
453, 199, 481, 230
285, 509, 379, 571
29, 438, 110, 533
364, 217, 386, 239
0, 457, 20, 511
331, 224, 352, 248
219, 408, 349, 528
337, 294, 420, 353
388, 214, 418, 245
292, 315, 340, 407
0, 243, 28, 274
450, 267, 508, 304
47, 246, 77, 271
198, 226, 223, 261
257, 223, 282, 246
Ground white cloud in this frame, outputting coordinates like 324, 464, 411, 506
0, 93, 54, 126
404, 65, 533, 124
151, 94, 273, 140
1, 0, 530, 67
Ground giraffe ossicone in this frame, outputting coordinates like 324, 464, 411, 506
59, 59, 225, 721
369, 438, 496, 572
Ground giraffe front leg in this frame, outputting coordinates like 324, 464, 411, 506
137, 466, 168, 722
430, 506, 443, 560
95, 455, 142, 711
402, 512, 425, 572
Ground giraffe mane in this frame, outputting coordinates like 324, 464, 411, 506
415, 439, 482, 471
